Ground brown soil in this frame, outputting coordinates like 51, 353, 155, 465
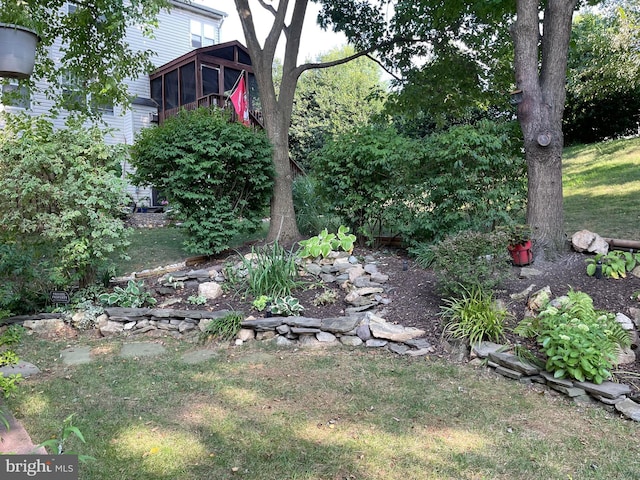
143, 246, 640, 389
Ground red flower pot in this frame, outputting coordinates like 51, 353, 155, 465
508, 240, 533, 266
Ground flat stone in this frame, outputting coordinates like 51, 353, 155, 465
256, 331, 276, 341
22, 318, 66, 334
471, 341, 504, 359
593, 394, 627, 405
354, 287, 384, 296
488, 351, 540, 376
347, 265, 366, 281
495, 366, 523, 380
406, 347, 435, 357
186, 269, 211, 279
576, 380, 631, 399
510, 284, 535, 301
388, 343, 410, 355
237, 328, 255, 341
316, 331, 337, 343
132, 325, 156, 334
181, 349, 219, 364
404, 338, 432, 349
345, 304, 376, 314
240, 318, 283, 331
178, 320, 196, 333
369, 272, 389, 283
304, 263, 323, 276
368, 314, 425, 342
321, 316, 361, 334
285, 316, 322, 329
291, 327, 321, 334
365, 339, 388, 348
540, 370, 574, 388
119, 342, 167, 358
339, 335, 363, 347
573, 394, 600, 406
353, 277, 381, 288
60, 346, 92, 366
276, 324, 290, 335
549, 384, 586, 397
527, 286, 551, 312
615, 398, 640, 421
104, 307, 151, 319
519, 267, 542, 279
123, 321, 137, 331
0, 361, 41, 377
100, 320, 125, 336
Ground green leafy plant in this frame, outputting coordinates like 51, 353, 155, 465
243, 243, 301, 299
586, 250, 640, 279
298, 226, 357, 258
187, 294, 207, 306
130, 108, 274, 255
37, 414, 95, 462
99, 280, 157, 308
496, 223, 532, 246
270, 296, 304, 317
439, 285, 511, 346
0, 324, 25, 398
428, 229, 512, 296
200, 312, 244, 342
536, 290, 631, 384
252, 295, 272, 312
312, 289, 338, 306
0, 324, 26, 347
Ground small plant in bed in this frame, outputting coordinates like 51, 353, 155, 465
439, 285, 511, 347
99, 280, 157, 308
200, 312, 243, 343
585, 250, 640, 279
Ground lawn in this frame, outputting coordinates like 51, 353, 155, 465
7, 335, 640, 479
563, 136, 640, 240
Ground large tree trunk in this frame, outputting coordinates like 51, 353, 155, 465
512, 0, 577, 258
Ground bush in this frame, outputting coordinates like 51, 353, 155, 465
311, 124, 423, 242
427, 229, 511, 296
130, 108, 273, 255
292, 176, 343, 236
398, 120, 526, 243
242, 243, 301, 299
0, 115, 130, 302
440, 285, 511, 346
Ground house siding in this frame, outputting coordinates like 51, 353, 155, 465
1, 0, 226, 206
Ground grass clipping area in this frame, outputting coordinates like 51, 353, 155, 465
8, 335, 640, 479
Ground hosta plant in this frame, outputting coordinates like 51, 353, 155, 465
536, 290, 631, 384
270, 296, 305, 316
586, 250, 640, 279
99, 280, 157, 308
298, 226, 356, 259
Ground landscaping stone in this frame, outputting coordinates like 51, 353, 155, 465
181, 349, 218, 364
321, 316, 361, 334
60, 346, 92, 366
488, 351, 540, 376
615, 346, 636, 365
237, 328, 255, 341
365, 339, 388, 348
119, 342, 167, 358
316, 331, 337, 343
405, 347, 434, 357
615, 398, 640, 422
404, 338, 433, 350
339, 335, 363, 347
197, 282, 223, 300
388, 343, 410, 355
471, 341, 504, 359
540, 371, 574, 388
519, 267, 542, 278
100, 320, 125, 336
575, 380, 631, 399
571, 229, 609, 255
495, 366, 523, 380
298, 335, 322, 348
549, 384, 586, 397
527, 286, 552, 312
615, 312, 635, 330
275, 336, 295, 347
368, 313, 425, 342
0, 361, 40, 377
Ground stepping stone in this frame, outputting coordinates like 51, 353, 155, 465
60, 346, 92, 366
119, 342, 167, 358
0, 361, 40, 378
181, 349, 219, 364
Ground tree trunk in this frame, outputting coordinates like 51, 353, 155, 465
512, 0, 577, 258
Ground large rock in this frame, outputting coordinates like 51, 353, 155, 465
22, 318, 66, 335
100, 320, 125, 336
198, 282, 223, 300
571, 229, 609, 255
367, 314, 425, 342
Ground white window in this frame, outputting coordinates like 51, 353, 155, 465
1, 79, 30, 109
190, 20, 215, 48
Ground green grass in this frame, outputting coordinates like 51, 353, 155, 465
7, 336, 640, 479
564, 137, 640, 239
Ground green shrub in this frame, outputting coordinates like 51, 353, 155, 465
243, 243, 301, 299
440, 285, 511, 346
99, 280, 157, 308
200, 312, 244, 342
534, 290, 630, 384
130, 107, 274, 255
311, 124, 423, 243
292, 176, 343, 236
0, 115, 130, 296
397, 120, 526, 243
427, 229, 511, 296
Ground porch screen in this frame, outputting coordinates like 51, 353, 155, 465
202, 65, 219, 96
224, 68, 242, 95
151, 78, 162, 111
164, 70, 179, 110
180, 62, 196, 105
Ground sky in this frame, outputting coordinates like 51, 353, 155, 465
197, 1, 348, 63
